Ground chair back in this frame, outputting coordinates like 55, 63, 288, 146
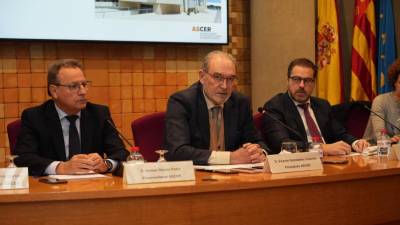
131, 112, 166, 162
332, 101, 371, 139
7, 119, 22, 154
253, 112, 266, 141
253, 112, 263, 133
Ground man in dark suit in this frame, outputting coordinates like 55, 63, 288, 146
263, 58, 369, 155
14, 59, 129, 176
165, 51, 269, 165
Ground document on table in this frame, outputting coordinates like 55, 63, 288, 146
194, 162, 264, 171
49, 173, 107, 180
349, 145, 377, 156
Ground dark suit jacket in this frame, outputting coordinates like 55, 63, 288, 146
14, 100, 129, 176
263, 93, 356, 153
164, 82, 269, 165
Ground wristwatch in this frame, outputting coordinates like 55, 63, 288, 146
104, 159, 113, 172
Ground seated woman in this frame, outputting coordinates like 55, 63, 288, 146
364, 58, 400, 143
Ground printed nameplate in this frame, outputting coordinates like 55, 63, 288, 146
389, 144, 400, 161
265, 152, 322, 173
123, 161, 195, 184
0, 167, 29, 189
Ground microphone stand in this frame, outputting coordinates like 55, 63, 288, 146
361, 104, 400, 132
258, 107, 309, 151
106, 119, 134, 177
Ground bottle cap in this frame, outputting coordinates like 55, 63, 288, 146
312, 136, 322, 142
130, 146, 140, 152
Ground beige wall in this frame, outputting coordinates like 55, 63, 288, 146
250, 0, 316, 111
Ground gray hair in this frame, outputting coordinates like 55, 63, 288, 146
201, 50, 237, 72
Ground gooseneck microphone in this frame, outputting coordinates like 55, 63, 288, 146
360, 104, 400, 132
258, 107, 309, 150
106, 119, 134, 147
106, 119, 134, 177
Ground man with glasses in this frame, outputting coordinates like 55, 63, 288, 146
165, 51, 269, 165
262, 58, 369, 155
15, 59, 129, 176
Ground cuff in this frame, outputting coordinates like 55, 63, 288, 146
351, 140, 360, 151
45, 161, 61, 175
208, 151, 231, 165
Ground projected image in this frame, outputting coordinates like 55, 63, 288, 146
95, 0, 222, 23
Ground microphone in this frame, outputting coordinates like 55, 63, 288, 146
106, 119, 133, 177
258, 107, 309, 151
357, 103, 400, 132
106, 119, 134, 147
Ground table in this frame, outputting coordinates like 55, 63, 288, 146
1, 155, 400, 225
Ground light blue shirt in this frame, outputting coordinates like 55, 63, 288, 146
44, 104, 81, 175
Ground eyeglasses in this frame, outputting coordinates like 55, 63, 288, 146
54, 80, 92, 92
204, 71, 238, 85
289, 76, 315, 85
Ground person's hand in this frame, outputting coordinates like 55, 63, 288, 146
56, 154, 97, 175
230, 143, 266, 164
242, 143, 266, 163
87, 153, 108, 173
321, 141, 351, 156
353, 139, 370, 153
391, 135, 400, 143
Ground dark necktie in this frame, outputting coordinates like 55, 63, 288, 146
66, 115, 80, 159
298, 103, 322, 141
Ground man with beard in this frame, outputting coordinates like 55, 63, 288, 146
262, 58, 369, 155
165, 51, 269, 165
14, 59, 129, 176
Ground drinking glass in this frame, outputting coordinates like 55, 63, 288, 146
155, 150, 168, 162
280, 142, 298, 153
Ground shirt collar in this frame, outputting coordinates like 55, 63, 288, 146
54, 103, 81, 120
287, 91, 311, 107
202, 88, 225, 110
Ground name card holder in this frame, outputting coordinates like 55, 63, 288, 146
123, 161, 195, 184
264, 152, 323, 173
389, 144, 400, 161
0, 167, 29, 189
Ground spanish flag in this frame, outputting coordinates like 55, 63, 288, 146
316, 0, 343, 105
350, 0, 377, 101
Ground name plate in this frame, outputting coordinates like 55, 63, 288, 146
265, 152, 323, 173
123, 161, 195, 184
0, 167, 29, 189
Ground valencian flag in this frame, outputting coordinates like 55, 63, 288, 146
377, 0, 397, 94
350, 0, 377, 101
316, 0, 343, 105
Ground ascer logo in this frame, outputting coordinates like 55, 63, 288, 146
192, 26, 212, 32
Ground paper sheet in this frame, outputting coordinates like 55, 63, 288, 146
49, 174, 107, 180
194, 162, 264, 171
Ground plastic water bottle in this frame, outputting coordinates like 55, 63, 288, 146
126, 146, 145, 164
377, 129, 391, 156
309, 136, 323, 158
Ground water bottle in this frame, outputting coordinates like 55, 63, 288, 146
126, 146, 145, 164
377, 129, 391, 156
309, 136, 323, 158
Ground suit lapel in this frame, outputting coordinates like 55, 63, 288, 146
196, 84, 211, 147
80, 108, 93, 154
223, 98, 236, 151
284, 93, 307, 140
45, 101, 67, 161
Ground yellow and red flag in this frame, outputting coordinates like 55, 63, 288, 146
316, 0, 343, 105
350, 0, 377, 101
